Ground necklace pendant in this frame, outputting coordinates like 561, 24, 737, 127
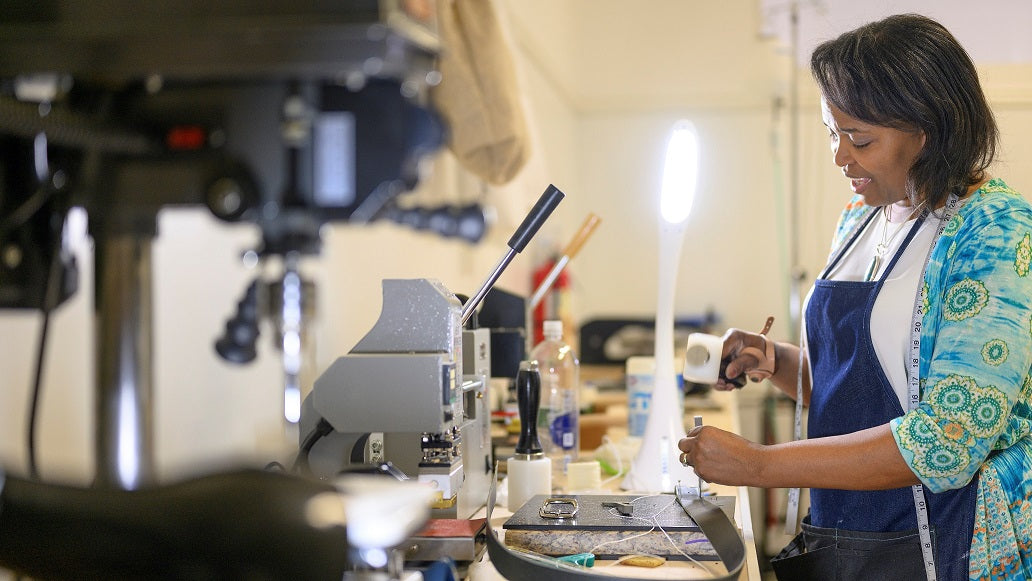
865, 254, 881, 282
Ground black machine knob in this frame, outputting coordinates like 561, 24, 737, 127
514, 361, 543, 456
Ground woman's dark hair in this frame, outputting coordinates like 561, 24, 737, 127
811, 14, 997, 207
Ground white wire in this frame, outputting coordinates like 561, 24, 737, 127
597, 435, 625, 488
587, 494, 722, 576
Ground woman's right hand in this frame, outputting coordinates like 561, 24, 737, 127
714, 328, 775, 390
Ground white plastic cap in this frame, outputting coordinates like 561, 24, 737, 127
543, 320, 563, 340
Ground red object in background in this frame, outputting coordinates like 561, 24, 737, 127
531, 256, 569, 346
166, 125, 207, 150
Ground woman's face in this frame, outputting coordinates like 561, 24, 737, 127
821, 98, 926, 207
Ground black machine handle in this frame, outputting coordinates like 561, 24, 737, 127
460, 184, 566, 326
507, 184, 564, 253
514, 361, 543, 456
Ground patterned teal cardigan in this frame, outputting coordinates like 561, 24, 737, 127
827, 178, 1032, 579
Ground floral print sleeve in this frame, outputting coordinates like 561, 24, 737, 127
830, 195, 871, 254
891, 180, 1032, 493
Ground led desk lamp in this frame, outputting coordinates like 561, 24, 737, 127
622, 120, 700, 492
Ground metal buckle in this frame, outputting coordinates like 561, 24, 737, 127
539, 497, 578, 519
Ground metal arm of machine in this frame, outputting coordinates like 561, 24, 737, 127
460, 184, 564, 325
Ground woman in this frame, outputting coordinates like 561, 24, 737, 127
677, 14, 1032, 581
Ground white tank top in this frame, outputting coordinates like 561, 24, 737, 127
823, 210, 936, 409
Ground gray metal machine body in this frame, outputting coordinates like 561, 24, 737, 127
301, 278, 492, 519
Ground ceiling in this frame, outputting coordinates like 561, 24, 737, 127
502, 0, 1032, 113
761, 0, 1032, 65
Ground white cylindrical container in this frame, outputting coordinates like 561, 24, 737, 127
506, 455, 552, 512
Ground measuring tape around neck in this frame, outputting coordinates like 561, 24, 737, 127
906, 192, 962, 581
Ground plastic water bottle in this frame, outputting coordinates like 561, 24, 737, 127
531, 320, 580, 474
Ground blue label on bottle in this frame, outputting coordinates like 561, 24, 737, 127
550, 413, 577, 450
628, 391, 651, 437
627, 373, 686, 438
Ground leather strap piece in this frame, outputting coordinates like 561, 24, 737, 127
743, 316, 776, 383
674, 492, 746, 579
484, 476, 747, 580
741, 337, 776, 383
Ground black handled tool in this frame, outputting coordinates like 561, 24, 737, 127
514, 360, 543, 456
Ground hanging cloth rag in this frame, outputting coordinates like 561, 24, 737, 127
431, 0, 530, 185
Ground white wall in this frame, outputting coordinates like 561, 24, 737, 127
518, 1, 1032, 341
569, 109, 786, 331
504, 0, 790, 335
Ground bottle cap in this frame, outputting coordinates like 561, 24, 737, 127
543, 320, 563, 339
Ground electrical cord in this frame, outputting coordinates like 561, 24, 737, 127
0, 184, 55, 241
291, 418, 334, 474
26, 309, 51, 481
350, 433, 371, 464
26, 169, 68, 483
29, 249, 69, 480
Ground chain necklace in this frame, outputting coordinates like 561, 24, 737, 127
864, 202, 924, 281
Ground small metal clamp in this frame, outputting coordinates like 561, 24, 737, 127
601, 501, 634, 516
539, 497, 578, 519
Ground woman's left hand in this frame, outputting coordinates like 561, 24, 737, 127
677, 426, 763, 487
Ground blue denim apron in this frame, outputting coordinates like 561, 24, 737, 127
775, 211, 978, 581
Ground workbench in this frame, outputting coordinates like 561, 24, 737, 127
476, 379, 762, 580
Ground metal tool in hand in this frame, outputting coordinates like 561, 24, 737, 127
679, 415, 706, 497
